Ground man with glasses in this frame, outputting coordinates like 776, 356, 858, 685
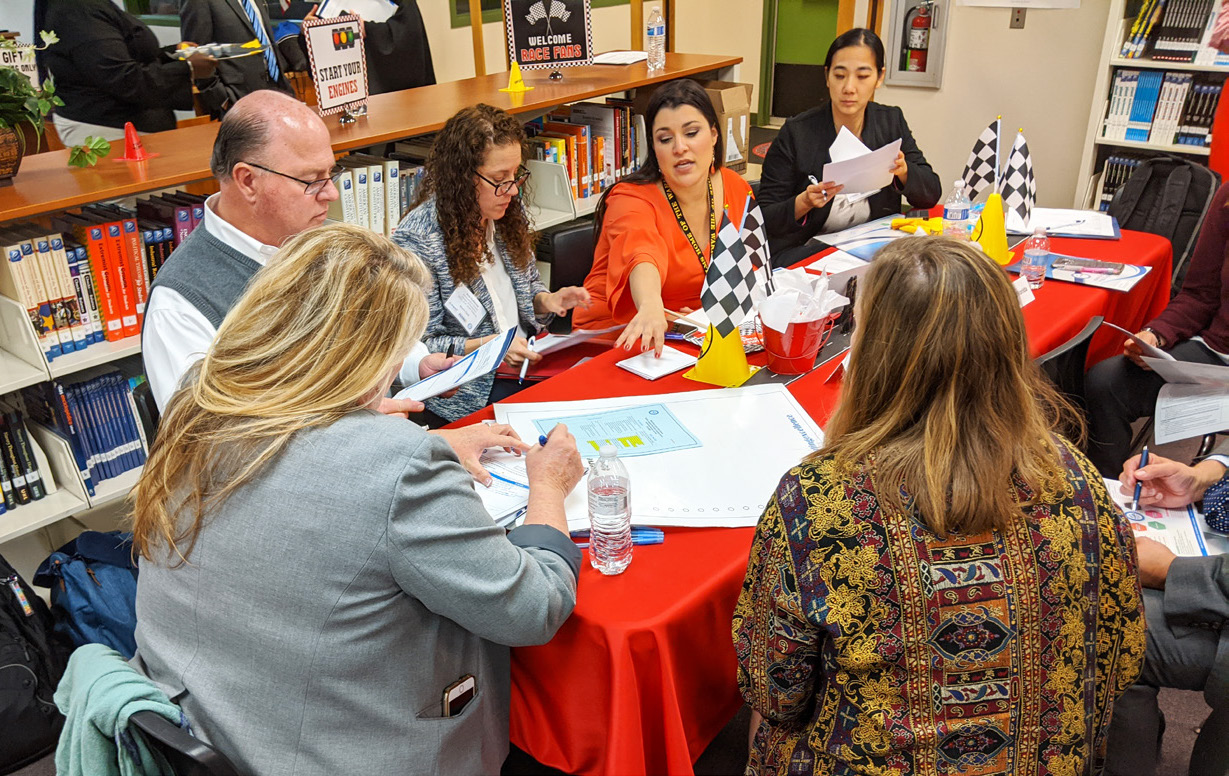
142, 91, 522, 483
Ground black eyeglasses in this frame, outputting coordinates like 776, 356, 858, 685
476, 167, 531, 197
245, 161, 346, 196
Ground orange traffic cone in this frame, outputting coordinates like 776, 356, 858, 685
116, 122, 157, 161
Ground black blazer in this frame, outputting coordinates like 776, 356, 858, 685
365, 0, 436, 95
179, 0, 293, 112
758, 101, 942, 255
39, 0, 208, 132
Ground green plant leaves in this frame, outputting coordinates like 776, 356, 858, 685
68, 136, 112, 168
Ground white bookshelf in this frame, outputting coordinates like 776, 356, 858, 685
1077, 3, 1226, 207
48, 335, 142, 379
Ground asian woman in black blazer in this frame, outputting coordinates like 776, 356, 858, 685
758, 28, 941, 266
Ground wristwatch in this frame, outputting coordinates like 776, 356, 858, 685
1142, 327, 1166, 348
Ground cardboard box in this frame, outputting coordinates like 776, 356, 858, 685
631, 80, 754, 173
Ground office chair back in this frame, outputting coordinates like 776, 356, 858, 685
1036, 315, 1103, 411
129, 710, 240, 776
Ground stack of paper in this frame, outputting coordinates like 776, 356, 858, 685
820, 127, 899, 201
1141, 357, 1229, 445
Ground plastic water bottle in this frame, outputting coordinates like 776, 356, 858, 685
1021, 227, 1049, 289
646, 7, 666, 72
587, 445, 632, 575
942, 179, 973, 241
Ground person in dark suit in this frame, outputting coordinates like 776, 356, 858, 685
364, 0, 436, 95
36, 0, 221, 144
179, 0, 294, 112
757, 28, 941, 267
1105, 450, 1229, 776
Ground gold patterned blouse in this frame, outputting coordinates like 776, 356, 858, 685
732, 438, 1145, 775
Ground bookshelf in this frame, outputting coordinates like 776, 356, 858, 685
1077, 0, 1227, 208
0, 53, 741, 570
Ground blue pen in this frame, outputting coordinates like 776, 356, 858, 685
1132, 445, 1149, 512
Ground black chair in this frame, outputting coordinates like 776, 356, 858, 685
129, 710, 240, 776
536, 217, 596, 333
1037, 315, 1104, 407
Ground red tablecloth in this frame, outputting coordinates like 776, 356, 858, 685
457, 229, 1173, 776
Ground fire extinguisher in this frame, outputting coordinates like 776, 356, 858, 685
903, 2, 932, 73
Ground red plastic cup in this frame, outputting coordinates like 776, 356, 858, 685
759, 312, 836, 374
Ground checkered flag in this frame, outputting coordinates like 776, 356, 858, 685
1001, 130, 1036, 228
701, 212, 757, 338
961, 118, 1000, 201
739, 199, 775, 294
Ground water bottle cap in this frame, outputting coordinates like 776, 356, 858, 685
953, 179, 965, 188
1032, 227, 1047, 236
598, 444, 618, 458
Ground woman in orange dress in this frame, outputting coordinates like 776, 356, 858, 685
574, 79, 753, 355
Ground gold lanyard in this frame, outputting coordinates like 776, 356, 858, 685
662, 175, 717, 271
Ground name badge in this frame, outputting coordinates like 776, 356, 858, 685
445, 285, 486, 334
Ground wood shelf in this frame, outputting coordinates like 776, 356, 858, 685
1094, 137, 1211, 155
0, 53, 740, 225
1110, 57, 1229, 73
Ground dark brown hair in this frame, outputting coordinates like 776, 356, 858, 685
818, 236, 1083, 536
594, 79, 723, 240
414, 104, 536, 286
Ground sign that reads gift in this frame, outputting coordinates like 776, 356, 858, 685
504, 0, 593, 70
0, 44, 39, 87
302, 15, 369, 116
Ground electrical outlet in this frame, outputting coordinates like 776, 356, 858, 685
1010, 8, 1027, 28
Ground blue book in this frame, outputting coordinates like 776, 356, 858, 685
107, 374, 140, 472
81, 378, 116, 480
67, 383, 105, 482
97, 375, 131, 474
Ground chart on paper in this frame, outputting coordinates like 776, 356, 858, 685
531, 403, 700, 458
1104, 478, 1229, 557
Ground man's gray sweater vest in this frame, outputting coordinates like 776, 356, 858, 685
146, 225, 264, 330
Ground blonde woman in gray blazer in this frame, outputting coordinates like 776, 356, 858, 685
130, 223, 584, 776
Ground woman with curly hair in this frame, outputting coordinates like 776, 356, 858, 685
393, 104, 589, 422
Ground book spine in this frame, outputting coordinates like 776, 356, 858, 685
30, 236, 75, 355
53, 381, 94, 496
46, 234, 88, 351
0, 436, 16, 510
120, 217, 149, 324
0, 419, 31, 504
6, 242, 60, 362
6, 412, 45, 501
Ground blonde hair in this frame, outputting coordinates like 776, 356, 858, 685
817, 236, 1082, 536
131, 223, 431, 563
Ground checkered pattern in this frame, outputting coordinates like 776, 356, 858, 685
740, 202, 775, 294
961, 120, 1000, 201
701, 213, 758, 338
1001, 131, 1036, 227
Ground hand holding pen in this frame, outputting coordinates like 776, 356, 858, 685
519, 336, 537, 384
799, 174, 844, 214
1131, 445, 1150, 512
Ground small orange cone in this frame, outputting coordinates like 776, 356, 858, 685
116, 122, 157, 161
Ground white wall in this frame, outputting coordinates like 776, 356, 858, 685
1, 0, 36, 42
876, 1, 1111, 208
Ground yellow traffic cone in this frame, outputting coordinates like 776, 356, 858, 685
684, 325, 756, 387
973, 192, 1012, 265
499, 61, 534, 93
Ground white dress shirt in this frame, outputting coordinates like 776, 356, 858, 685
480, 222, 527, 340
145, 195, 428, 411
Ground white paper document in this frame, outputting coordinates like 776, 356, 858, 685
318, 0, 396, 22
494, 384, 825, 530
1140, 356, 1229, 445
826, 127, 875, 204
821, 139, 901, 197
593, 50, 648, 65
394, 328, 516, 402
1104, 478, 1227, 557
1007, 207, 1118, 237
1103, 321, 1175, 361
475, 449, 532, 528
616, 346, 697, 380
533, 324, 623, 356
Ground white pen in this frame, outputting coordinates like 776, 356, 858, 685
808, 174, 820, 187
518, 336, 536, 384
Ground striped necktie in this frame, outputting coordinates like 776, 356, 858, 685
237, 0, 280, 83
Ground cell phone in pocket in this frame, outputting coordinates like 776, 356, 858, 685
442, 675, 476, 717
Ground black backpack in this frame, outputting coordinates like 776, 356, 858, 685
0, 553, 72, 774
1108, 155, 1221, 295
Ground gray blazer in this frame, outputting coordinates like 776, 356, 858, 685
392, 198, 551, 421
1164, 554, 1229, 707
179, 0, 292, 111
133, 411, 579, 776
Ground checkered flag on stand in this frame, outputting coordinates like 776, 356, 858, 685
739, 198, 775, 295
960, 118, 1000, 201
701, 212, 758, 338
1001, 130, 1036, 229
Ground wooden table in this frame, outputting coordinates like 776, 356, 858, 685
0, 53, 739, 225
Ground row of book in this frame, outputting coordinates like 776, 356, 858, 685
1101, 69, 1223, 146
326, 154, 426, 237
0, 196, 202, 364
1121, 0, 1229, 65
524, 101, 645, 200
1096, 152, 1150, 211
0, 408, 47, 514
18, 370, 152, 501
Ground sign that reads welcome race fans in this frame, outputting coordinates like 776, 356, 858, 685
303, 15, 369, 116
504, 0, 593, 71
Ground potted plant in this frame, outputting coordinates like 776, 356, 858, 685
0, 32, 62, 186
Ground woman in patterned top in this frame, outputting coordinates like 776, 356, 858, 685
733, 236, 1145, 776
